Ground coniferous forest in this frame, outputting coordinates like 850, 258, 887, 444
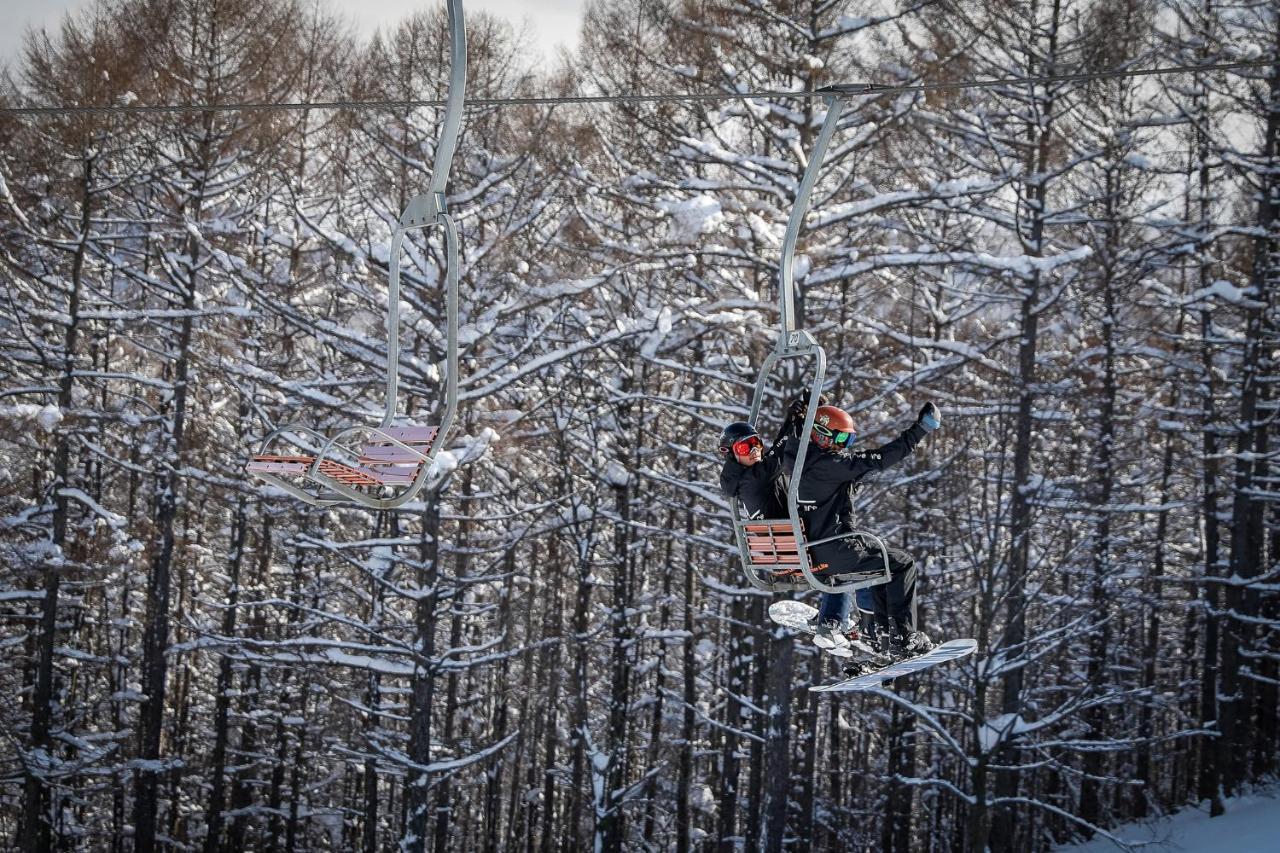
3, 0, 1280, 850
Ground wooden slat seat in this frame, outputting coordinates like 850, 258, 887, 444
358, 426, 439, 467
736, 512, 891, 592
744, 521, 804, 568
248, 425, 438, 489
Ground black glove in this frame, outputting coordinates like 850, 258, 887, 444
917, 402, 941, 432
788, 393, 829, 422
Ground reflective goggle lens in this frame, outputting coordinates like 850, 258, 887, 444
731, 436, 763, 456
813, 424, 853, 446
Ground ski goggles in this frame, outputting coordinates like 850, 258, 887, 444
727, 435, 763, 456
812, 423, 855, 447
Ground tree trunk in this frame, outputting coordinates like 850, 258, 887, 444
536, 538, 566, 853
675, 490, 699, 853
599, 459, 635, 853
1221, 43, 1280, 798
760, 630, 793, 853
1081, 181, 1120, 830
404, 497, 442, 851
993, 4, 1061, 843
564, 506, 597, 853
1136, 379, 1179, 817
20, 149, 94, 853
715, 594, 748, 853
203, 496, 254, 853
434, 467, 475, 853
744, 598, 767, 853
795, 651, 821, 853
484, 549, 520, 853
883, 699, 916, 852
134, 175, 204, 853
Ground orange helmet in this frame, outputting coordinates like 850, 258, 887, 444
811, 405, 856, 450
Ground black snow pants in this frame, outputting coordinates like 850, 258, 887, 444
811, 539, 920, 632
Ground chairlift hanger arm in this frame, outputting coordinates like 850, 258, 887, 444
777, 93, 847, 344
384, 0, 464, 432
402, 0, 468, 227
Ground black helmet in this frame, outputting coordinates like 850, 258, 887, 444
718, 421, 759, 454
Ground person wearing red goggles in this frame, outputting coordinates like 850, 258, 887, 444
728, 433, 764, 462
717, 422, 782, 520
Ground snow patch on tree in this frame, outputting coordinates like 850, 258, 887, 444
657, 195, 724, 243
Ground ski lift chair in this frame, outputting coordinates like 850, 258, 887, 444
732, 86, 893, 594
246, 0, 465, 510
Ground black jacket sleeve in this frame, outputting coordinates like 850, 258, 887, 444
832, 421, 929, 482
772, 413, 801, 447
719, 458, 746, 499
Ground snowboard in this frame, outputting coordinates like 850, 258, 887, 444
811, 638, 978, 692
767, 599, 884, 661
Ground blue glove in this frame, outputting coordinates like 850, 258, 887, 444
918, 402, 941, 432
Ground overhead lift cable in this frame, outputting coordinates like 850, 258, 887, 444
1, 58, 1269, 119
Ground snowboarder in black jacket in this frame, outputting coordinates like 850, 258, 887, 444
781, 401, 941, 657
719, 400, 854, 646
718, 421, 786, 521
718, 395, 827, 518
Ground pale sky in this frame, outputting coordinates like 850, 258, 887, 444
2, 0, 587, 74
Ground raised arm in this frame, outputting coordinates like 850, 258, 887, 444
835, 403, 941, 478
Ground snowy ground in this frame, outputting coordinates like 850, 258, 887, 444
1055, 786, 1280, 852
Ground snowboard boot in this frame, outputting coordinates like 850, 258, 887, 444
862, 615, 891, 656
888, 617, 934, 660
840, 617, 889, 659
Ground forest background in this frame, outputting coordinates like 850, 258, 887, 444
2, 0, 1278, 851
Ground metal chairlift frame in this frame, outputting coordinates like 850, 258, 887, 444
248, 0, 465, 510
731, 86, 893, 595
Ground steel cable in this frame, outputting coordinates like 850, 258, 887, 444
0, 58, 1270, 118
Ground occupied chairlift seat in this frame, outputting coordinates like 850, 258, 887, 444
736, 516, 892, 593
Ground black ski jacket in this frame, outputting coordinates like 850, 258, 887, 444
780, 422, 929, 546
718, 416, 807, 518
719, 447, 787, 519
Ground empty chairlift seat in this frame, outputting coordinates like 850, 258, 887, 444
242, 0, 464, 510
247, 425, 439, 493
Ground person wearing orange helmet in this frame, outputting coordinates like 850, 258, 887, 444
782, 400, 942, 659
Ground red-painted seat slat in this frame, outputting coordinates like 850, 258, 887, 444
743, 519, 809, 572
